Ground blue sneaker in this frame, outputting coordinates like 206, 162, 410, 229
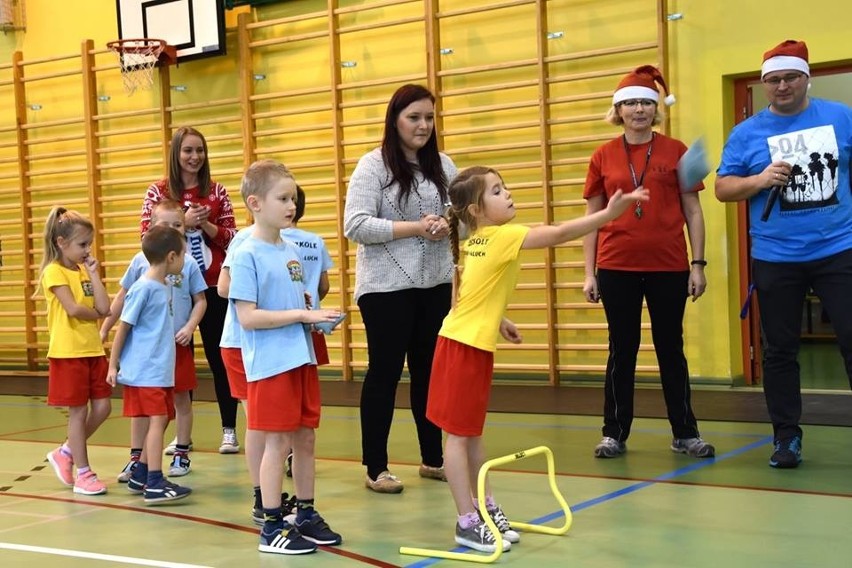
127, 475, 145, 495
258, 522, 317, 555
144, 479, 191, 505
769, 436, 802, 468
295, 511, 343, 546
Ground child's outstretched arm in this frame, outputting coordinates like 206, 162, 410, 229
522, 187, 648, 250
100, 287, 128, 343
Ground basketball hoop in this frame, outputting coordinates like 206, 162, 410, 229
106, 39, 177, 95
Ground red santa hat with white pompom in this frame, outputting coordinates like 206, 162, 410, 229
612, 65, 676, 107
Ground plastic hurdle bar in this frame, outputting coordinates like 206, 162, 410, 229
399, 445, 572, 563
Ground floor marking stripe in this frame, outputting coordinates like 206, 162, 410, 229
0, 542, 213, 567
404, 436, 773, 568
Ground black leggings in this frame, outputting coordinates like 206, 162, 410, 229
198, 287, 238, 429
358, 284, 450, 478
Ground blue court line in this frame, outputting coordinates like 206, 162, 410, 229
403, 435, 773, 568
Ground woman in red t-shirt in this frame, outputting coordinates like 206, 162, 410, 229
140, 126, 239, 457
582, 66, 714, 460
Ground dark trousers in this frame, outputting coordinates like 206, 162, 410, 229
199, 287, 238, 429
357, 284, 450, 476
753, 248, 852, 441
597, 269, 699, 442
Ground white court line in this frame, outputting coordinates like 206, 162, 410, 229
0, 542, 213, 567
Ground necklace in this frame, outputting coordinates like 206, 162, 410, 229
621, 133, 655, 219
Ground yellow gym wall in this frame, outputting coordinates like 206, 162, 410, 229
0, 0, 849, 385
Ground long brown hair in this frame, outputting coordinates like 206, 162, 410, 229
34, 207, 94, 297
381, 84, 448, 206
445, 166, 501, 307
168, 126, 212, 199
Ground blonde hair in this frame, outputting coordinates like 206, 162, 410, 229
605, 104, 665, 126
34, 207, 94, 297
445, 166, 502, 307
240, 159, 295, 204
151, 199, 184, 225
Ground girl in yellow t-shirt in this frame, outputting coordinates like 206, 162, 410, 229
36, 207, 112, 496
426, 166, 646, 553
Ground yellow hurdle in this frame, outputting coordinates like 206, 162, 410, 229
399, 445, 572, 563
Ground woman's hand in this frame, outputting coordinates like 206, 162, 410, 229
186, 204, 211, 229
688, 266, 707, 302
582, 275, 600, 303
420, 214, 449, 240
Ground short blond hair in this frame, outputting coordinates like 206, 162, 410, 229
240, 159, 294, 204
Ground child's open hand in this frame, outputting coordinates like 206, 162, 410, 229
606, 187, 650, 218
303, 309, 342, 325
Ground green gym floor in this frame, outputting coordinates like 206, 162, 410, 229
1, 387, 851, 568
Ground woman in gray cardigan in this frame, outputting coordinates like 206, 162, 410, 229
344, 84, 458, 494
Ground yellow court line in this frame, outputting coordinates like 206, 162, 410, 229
0, 542, 213, 567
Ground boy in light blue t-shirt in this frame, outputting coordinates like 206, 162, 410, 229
107, 225, 192, 506
228, 160, 343, 555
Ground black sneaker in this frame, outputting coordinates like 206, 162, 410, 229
144, 479, 191, 505
769, 436, 802, 468
252, 493, 297, 526
258, 522, 317, 555
294, 511, 343, 546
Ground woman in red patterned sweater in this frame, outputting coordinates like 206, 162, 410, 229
140, 126, 240, 455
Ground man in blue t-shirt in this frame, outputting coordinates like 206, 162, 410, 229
716, 39, 852, 469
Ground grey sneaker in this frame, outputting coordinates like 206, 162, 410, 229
671, 437, 715, 458
219, 428, 240, 454
594, 437, 626, 458
482, 505, 520, 544
455, 520, 511, 553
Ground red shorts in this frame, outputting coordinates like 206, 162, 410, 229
426, 337, 494, 437
174, 343, 197, 392
123, 385, 175, 419
246, 364, 320, 432
48, 356, 112, 407
311, 330, 329, 366
221, 347, 247, 400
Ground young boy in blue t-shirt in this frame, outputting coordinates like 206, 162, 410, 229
228, 159, 343, 555
106, 225, 192, 505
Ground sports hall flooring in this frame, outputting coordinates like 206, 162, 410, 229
1, 381, 851, 567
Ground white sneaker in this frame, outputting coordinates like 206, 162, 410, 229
219, 428, 240, 454
164, 438, 193, 455
168, 453, 191, 477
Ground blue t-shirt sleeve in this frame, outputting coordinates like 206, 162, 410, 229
120, 283, 150, 326
717, 127, 748, 177
186, 258, 207, 295
119, 254, 147, 290
320, 239, 333, 272
228, 249, 259, 304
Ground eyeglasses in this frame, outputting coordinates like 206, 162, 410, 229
762, 73, 805, 87
619, 99, 657, 108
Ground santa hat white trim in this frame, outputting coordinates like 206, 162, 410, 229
613, 86, 659, 106
762, 55, 810, 78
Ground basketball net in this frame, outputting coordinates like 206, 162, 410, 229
107, 39, 166, 96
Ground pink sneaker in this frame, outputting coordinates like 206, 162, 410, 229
47, 448, 74, 487
73, 470, 107, 495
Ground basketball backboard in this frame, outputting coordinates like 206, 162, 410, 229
115, 0, 226, 63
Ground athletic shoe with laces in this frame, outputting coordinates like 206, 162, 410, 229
116, 459, 139, 483
365, 470, 404, 493
769, 436, 803, 468
294, 511, 343, 546
73, 470, 107, 495
164, 438, 193, 456
252, 493, 298, 526
219, 428, 240, 454
258, 522, 317, 555
143, 479, 191, 505
168, 453, 191, 477
594, 436, 626, 458
455, 520, 512, 553
671, 437, 716, 458
482, 505, 520, 544
46, 447, 74, 487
